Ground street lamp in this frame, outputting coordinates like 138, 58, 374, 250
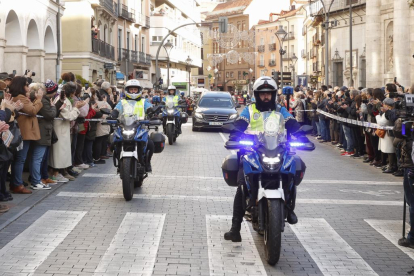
186, 55, 193, 97
275, 25, 287, 91
290, 53, 298, 86
163, 39, 174, 86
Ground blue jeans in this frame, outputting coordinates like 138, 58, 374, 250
404, 169, 414, 242
29, 144, 47, 184
311, 117, 318, 135
12, 140, 31, 187
319, 116, 329, 141
315, 121, 321, 136
343, 125, 355, 152
41, 146, 50, 180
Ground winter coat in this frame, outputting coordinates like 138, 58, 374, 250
96, 101, 111, 137
13, 94, 43, 140
35, 95, 57, 146
375, 113, 395, 154
49, 98, 80, 169
290, 98, 305, 123
85, 107, 103, 141
99, 89, 115, 109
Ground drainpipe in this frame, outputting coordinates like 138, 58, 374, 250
56, 0, 61, 82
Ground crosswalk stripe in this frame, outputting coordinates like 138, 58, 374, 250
364, 219, 413, 260
57, 192, 403, 206
94, 212, 165, 275
290, 218, 378, 276
206, 215, 267, 276
0, 210, 86, 275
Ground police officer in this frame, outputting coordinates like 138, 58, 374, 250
110, 79, 155, 172
224, 76, 301, 242
166, 85, 179, 106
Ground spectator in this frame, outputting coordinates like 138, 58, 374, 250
93, 93, 111, 162
10, 76, 43, 193
99, 81, 115, 108
290, 92, 305, 125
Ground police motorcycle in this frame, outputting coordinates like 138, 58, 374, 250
105, 106, 164, 201
221, 113, 314, 265
161, 95, 189, 145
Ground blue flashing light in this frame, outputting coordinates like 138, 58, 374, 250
403, 124, 406, 136
240, 140, 254, 146
290, 142, 305, 147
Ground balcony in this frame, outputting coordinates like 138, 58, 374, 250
121, 49, 151, 66
301, 49, 306, 58
268, 60, 276, 66
258, 45, 265, 53
92, 38, 115, 60
258, 63, 265, 68
282, 33, 295, 41
135, 13, 150, 28
282, 54, 296, 61
99, 0, 117, 17
313, 61, 320, 72
268, 43, 276, 51
119, 4, 135, 22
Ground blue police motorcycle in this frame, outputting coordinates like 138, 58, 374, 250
161, 96, 188, 145
221, 112, 314, 265
106, 107, 164, 201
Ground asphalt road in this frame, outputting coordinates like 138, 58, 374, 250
0, 118, 411, 276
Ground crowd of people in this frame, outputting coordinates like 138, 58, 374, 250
281, 83, 413, 177
0, 72, 197, 214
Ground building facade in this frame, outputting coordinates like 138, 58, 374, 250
254, 21, 279, 80
149, 0, 202, 93
0, 0, 62, 82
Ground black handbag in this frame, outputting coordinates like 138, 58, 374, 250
0, 141, 13, 162
8, 122, 22, 149
51, 129, 58, 144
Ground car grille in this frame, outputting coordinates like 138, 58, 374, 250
204, 114, 229, 122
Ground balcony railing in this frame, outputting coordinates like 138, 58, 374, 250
283, 33, 295, 41
120, 49, 151, 66
92, 38, 115, 60
258, 45, 265, 53
145, 16, 150, 28
135, 13, 150, 28
120, 4, 135, 22
269, 60, 276, 66
269, 43, 276, 51
131, 50, 138, 63
145, 54, 151, 65
258, 63, 265, 68
99, 0, 117, 16
282, 54, 296, 61
301, 49, 306, 58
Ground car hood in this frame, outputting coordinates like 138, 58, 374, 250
195, 107, 237, 115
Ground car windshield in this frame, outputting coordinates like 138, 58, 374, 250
198, 97, 233, 108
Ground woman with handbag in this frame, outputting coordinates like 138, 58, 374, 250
10, 76, 46, 193
376, 97, 397, 173
0, 98, 14, 209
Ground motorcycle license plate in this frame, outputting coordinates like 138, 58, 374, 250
209, 122, 223, 126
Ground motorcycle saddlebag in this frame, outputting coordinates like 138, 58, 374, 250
150, 132, 165, 153
293, 155, 306, 186
180, 112, 189, 124
221, 154, 239, 187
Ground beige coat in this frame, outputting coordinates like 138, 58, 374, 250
375, 113, 395, 154
96, 101, 111, 137
49, 98, 80, 168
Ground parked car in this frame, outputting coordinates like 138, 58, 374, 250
192, 91, 240, 131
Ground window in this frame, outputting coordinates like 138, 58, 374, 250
238, 71, 241, 79
260, 37, 264, 46
238, 56, 242, 64
127, 32, 130, 50
230, 72, 234, 78
226, 72, 229, 78
284, 66, 287, 72
135, 35, 138, 51
237, 21, 241, 30
291, 25, 294, 35
271, 36, 275, 44
242, 21, 246, 31
291, 45, 294, 57
271, 53, 275, 61
141, 36, 145, 53
260, 55, 264, 66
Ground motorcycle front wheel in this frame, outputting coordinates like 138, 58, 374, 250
167, 124, 174, 145
264, 199, 283, 265
121, 157, 134, 201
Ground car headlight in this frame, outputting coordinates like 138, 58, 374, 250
229, 114, 238, 120
194, 112, 203, 119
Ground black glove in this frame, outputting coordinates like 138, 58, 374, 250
108, 109, 119, 120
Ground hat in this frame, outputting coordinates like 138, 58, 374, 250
0, 72, 10, 81
96, 79, 104, 87
383, 98, 395, 106
45, 79, 58, 94
340, 86, 348, 92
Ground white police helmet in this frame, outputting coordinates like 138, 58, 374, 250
124, 79, 142, 100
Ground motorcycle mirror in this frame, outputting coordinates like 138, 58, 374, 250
160, 101, 166, 106
100, 108, 111, 115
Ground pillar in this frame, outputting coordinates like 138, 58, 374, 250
365, 0, 381, 88
394, 0, 411, 86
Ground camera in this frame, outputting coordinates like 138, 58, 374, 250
24, 69, 35, 77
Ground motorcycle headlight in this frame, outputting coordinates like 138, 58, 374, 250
194, 112, 203, 119
229, 114, 238, 120
122, 129, 135, 139
167, 109, 175, 115
261, 155, 281, 170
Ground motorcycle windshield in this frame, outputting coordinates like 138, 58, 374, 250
120, 112, 138, 127
166, 96, 175, 108
258, 112, 286, 151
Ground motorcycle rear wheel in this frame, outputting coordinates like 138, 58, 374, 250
167, 124, 174, 145
264, 199, 283, 265
121, 158, 134, 201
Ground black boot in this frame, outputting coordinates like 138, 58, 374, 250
224, 218, 242, 242
287, 210, 298, 225
146, 163, 152, 173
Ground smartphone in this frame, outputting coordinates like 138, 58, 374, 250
394, 77, 397, 83
85, 83, 89, 89
12, 70, 16, 76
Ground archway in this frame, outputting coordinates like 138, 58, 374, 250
27, 19, 40, 49
5, 10, 23, 45
44, 26, 57, 81
4, 10, 24, 74
26, 19, 42, 81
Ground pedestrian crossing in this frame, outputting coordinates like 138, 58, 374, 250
0, 211, 411, 276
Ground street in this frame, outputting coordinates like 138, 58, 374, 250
0, 118, 411, 276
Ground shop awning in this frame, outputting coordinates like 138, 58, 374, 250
116, 72, 125, 80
